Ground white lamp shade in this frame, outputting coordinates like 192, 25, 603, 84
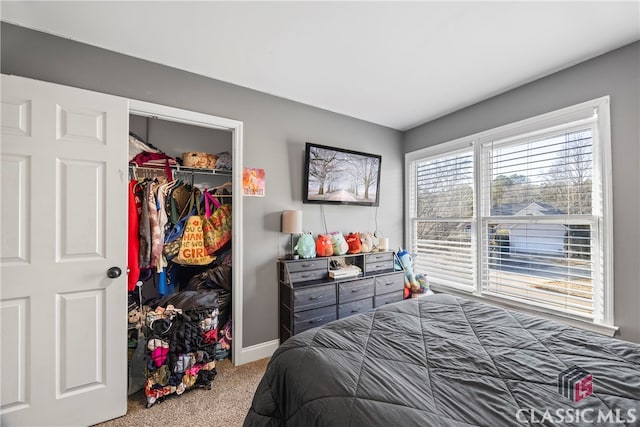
282, 210, 302, 234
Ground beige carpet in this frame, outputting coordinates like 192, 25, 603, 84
95, 357, 269, 427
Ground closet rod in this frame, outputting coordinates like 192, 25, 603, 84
129, 164, 232, 177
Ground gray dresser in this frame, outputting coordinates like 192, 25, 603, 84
278, 251, 404, 343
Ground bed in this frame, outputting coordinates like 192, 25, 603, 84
244, 293, 640, 426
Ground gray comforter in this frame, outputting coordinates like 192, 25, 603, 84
244, 294, 640, 426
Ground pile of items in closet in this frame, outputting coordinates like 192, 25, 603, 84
127, 133, 233, 407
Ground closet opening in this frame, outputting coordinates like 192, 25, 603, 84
126, 100, 244, 407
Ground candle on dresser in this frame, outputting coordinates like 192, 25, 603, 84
379, 237, 389, 251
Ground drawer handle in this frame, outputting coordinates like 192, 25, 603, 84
384, 282, 393, 286
301, 263, 313, 267
308, 295, 323, 300
301, 273, 313, 278
308, 316, 326, 324
351, 289, 363, 293
351, 308, 361, 313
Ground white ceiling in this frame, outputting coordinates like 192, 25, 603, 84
2, 1, 639, 130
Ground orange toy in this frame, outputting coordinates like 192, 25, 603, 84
315, 234, 334, 257
345, 232, 362, 254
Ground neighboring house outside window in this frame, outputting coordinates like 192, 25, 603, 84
405, 97, 614, 331
492, 202, 567, 256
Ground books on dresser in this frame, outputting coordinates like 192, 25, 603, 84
329, 265, 361, 279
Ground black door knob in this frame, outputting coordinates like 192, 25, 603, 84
107, 266, 122, 278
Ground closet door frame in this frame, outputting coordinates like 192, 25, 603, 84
129, 99, 246, 365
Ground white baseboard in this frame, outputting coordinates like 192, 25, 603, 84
234, 339, 279, 366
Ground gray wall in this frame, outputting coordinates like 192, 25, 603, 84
129, 115, 232, 188
129, 115, 232, 159
4, 21, 637, 345
1, 23, 404, 347
405, 42, 640, 343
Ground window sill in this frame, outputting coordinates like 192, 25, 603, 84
430, 285, 619, 338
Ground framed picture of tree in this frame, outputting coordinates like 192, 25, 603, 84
303, 142, 381, 207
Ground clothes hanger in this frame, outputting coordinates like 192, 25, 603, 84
208, 182, 232, 199
212, 181, 232, 193
133, 179, 148, 194
159, 176, 181, 196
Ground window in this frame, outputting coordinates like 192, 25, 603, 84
406, 97, 613, 327
409, 147, 476, 291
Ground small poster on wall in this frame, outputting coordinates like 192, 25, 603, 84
242, 167, 265, 197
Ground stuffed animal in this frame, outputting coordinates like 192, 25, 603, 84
147, 338, 170, 368
412, 273, 432, 298
200, 316, 217, 331
315, 234, 334, 257
128, 308, 143, 330
295, 232, 316, 259
397, 248, 420, 297
330, 231, 348, 255
218, 319, 232, 351
345, 232, 362, 254
359, 232, 373, 253
163, 304, 182, 317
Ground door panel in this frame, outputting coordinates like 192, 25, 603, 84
57, 289, 105, 396
0, 75, 128, 426
0, 298, 29, 412
1, 154, 30, 263
55, 105, 106, 144
57, 159, 105, 259
1, 97, 31, 136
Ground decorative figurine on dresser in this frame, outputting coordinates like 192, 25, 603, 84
278, 250, 405, 343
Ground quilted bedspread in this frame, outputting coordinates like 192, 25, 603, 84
244, 293, 640, 426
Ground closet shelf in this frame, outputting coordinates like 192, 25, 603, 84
129, 164, 232, 177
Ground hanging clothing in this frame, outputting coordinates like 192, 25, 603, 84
128, 180, 141, 291
148, 181, 163, 268
131, 151, 177, 167
156, 182, 170, 295
156, 182, 170, 259
139, 183, 151, 268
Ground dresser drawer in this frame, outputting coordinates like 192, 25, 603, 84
280, 259, 329, 284
338, 297, 373, 319
366, 252, 394, 263
293, 305, 337, 334
288, 269, 327, 283
338, 278, 375, 303
374, 291, 403, 307
285, 258, 328, 273
293, 284, 336, 312
365, 252, 395, 273
366, 263, 395, 274
375, 272, 405, 295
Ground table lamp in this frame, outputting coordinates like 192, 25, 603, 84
282, 210, 302, 259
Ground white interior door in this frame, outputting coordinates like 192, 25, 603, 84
1, 75, 128, 426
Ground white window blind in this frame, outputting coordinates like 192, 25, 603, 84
481, 124, 600, 320
409, 148, 475, 291
405, 97, 612, 326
